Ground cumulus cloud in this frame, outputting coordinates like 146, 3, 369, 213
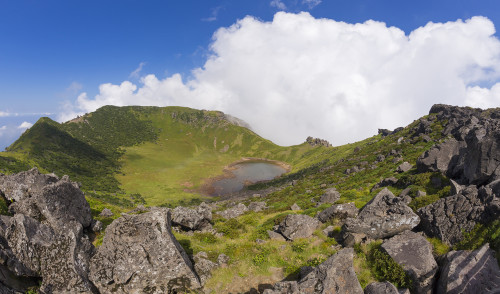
62, 12, 500, 146
270, 0, 286, 10
129, 62, 146, 79
17, 122, 33, 129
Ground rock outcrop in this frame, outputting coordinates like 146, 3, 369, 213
248, 201, 267, 212
218, 203, 248, 219
318, 188, 340, 204
264, 248, 363, 294
317, 202, 358, 223
0, 167, 59, 202
342, 188, 420, 241
417, 185, 495, 244
172, 202, 212, 231
89, 208, 201, 293
437, 243, 500, 294
364, 281, 400, 294
278, 214, 320, 241
381, 231, 438, 294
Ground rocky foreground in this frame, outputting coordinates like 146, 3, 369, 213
0, 104, 499, 293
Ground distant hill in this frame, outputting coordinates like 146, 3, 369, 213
0, 105, 335, 207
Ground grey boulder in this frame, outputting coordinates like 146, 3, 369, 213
248, 201, 267, 212
0, 167, 59, 202
172, 202, 212, 231
89, 208, 201, 293
437, 243, 500, 294
218, 203, 248, 219
278, 214, 320, 241
318, 188, 340, 204
381, 231, 438, 294
396, 162, 413, 173
317, 202, 358, 223
364, 281, 399, 294
342, 188, 420, 240
416, 138, 466, 177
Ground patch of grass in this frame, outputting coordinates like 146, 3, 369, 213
366, 243, 413, 289
454, 219, 500, 264
194, 232, 218, 244
214, 218, 247, 239
427, 237, 450, 256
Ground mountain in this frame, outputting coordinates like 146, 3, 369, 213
0, 105, 334, 207
0, 104, 498, 293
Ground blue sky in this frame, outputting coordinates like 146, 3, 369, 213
1, 0, 500, 149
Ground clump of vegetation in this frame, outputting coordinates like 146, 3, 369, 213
454, 219, 500, 263
214, 218, 247, 239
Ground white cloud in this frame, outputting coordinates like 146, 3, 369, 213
202, 6, 223, 22
0, 111, 10, 117
302, 0, 321, 9
17, 122, 33, 129
62, 13, 500, 146
129, 62, 146, 79
270, 0, 286, 10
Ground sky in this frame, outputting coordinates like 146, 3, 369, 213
1, 0, 500, 149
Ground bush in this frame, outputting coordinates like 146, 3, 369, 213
291, 240, 308, 253
214, 218, 246, 239
367, 244, 413, 289
193, 232, 218, 244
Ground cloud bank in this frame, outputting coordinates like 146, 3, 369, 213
62, 12, 500, 146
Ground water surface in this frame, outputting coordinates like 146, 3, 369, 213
210, 161, 286, 196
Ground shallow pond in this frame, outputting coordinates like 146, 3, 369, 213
209, 161, 287, 196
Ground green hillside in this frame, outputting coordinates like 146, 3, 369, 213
0, 105, 334, 206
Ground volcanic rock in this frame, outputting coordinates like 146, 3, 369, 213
437, 243, 500, 294
248, 201, 267, 212
318, 188, 340, 204
364, 281, 399, 294
381, 231, 438, 294
278, 214, 320, 241
172, 202, 212, 231
342, 188, 420, 240
396, 162, 413, 173
317, 202, 358, 223
89, 208, 201, 293
218, 203, 248, 219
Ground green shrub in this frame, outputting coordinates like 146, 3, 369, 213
367, 244, 413, 289
427, 237, 450, 256
214, 218, 246, 239
291, 240, 309, 253
454, 220, 500, 264
306, 256, 326, 267
193, 232, 218, 244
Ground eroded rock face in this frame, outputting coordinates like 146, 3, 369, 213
416, 138, 466, 176
382, 231, 438, 294
248, 201, 267, 212
172, 202, 212, 231
278, 214, 320, 241
437, 243, 500, 294
342, 188, 420, 240
396, 162, 413, 173
7, 175, 92, 230
0, 167, 59, 202
89, 208, 201, 293
317, 202, 358, 223
193, 251, 217, 286
364, 281, 399, 294
318, 188, 340, 204
298, 248, 363, 294
418, 185, 485, 245
5, 214, 96, 293
218, 203, 248, 219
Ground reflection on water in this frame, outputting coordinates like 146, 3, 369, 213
210, 162, 286, 196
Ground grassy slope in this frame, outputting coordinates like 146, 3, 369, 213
0, 105, 332, 206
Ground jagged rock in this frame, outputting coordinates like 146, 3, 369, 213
172, 202, 212, 231
371, 177, 398, 191
267, 230, 286, 241
318, 188, 340, 204
364, 281, 399, 294
416, 138, 466, 176
462, 125, 500, 185
437, 243, 500, 294
98, 208, 113, 218
416, 190, 427, 197
306, 136, 332, 147
217, 253, 229, 266
449, 179, 464, 195
399, 187, 411, 198
342, 232, 369, 247
193, 251, 217, 286
7, 175, 92, 230
5, 214, 96, 293
0, 167, 59, 202
376, 154, 386, 163
322, 226, 335, 238
342, 188, 420, 240
382, 231, 438, 294
417, 185, 485, 244
262, 281, 300, 294
396, 162, 413, 173
298, 248, 363, 293
248, 201, 266, 212
378, 129, 392, 137
317, 202, 358, 223
278, 214, 320, 241
89, 208, 201, 293
345, 166, 360, 175
218, 203, 247, 219
290, 203, 301, 211
91, 219, 103, 232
